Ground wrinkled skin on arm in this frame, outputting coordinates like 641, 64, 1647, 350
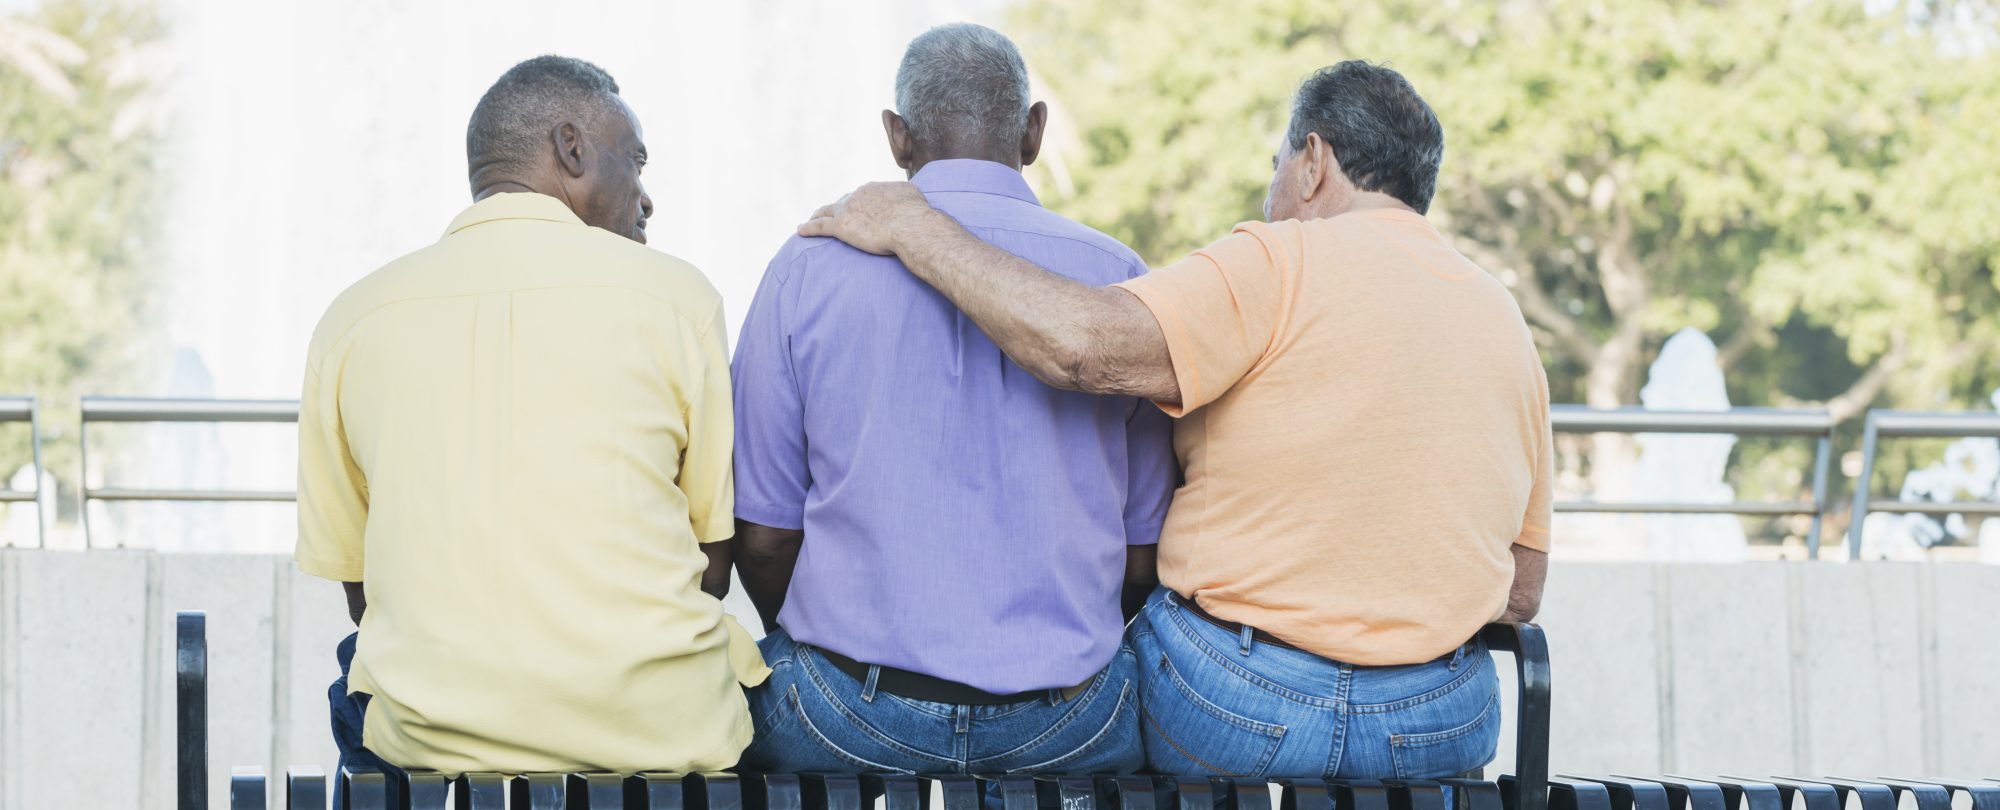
1499, 545, 1547, 624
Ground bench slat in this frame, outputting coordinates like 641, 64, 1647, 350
229, 769, 266, 810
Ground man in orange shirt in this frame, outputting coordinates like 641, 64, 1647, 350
796, 61, 1551, 780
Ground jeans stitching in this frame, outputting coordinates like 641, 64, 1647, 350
1390, 690, 1499, 748
797, 648, 958, 766
1138, 699, 1280, 779
1002, 681, 1133, 773
1348, 652, 1487, 715
785, 684, 913, 774
969, 654, 1120, 767
1388, 690, 1500, 779
1154, 652, 1288, 737
1162, 599, 1343, 709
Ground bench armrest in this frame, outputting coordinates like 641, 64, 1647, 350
1481, 622, 1550, 810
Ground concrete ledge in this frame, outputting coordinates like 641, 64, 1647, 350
0, 552, 1996, 810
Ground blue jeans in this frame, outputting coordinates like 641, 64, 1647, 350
743, 628, 1145, 775
331, 632, 407, 808
1128, 588, 1499, 779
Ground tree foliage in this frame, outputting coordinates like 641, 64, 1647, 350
1012, 0, 2000, 418
0, 0, 165, 530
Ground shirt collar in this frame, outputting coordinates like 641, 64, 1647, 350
910, 159, 1040, 205
442, 192, 586, 237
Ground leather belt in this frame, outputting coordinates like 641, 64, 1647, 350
813, 646, 1090, 706
1175, 594, 1305, 651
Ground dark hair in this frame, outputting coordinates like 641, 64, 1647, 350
467, 55, 623, 176
1287, 61, 1444, 214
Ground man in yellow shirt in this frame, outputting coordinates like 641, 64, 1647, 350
294, 56, 766, 800
799, 61, 1550, 780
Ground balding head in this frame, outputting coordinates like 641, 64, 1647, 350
882, 23, 1047, 176
465, 55, 653, 243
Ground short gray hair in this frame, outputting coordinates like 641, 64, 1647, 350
467, 55, 623, 176
894, 23, 1031, 153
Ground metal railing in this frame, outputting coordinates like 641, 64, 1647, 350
78, 396, 299, 547
1846, 410, 2000, 560
0, 395, 46, 547
7, 396, 1997, 558
1550, 406, 1837, 558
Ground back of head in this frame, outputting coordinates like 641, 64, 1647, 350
895, 23, 1031, 158
466, 55, 623, 183
1289, 61, 1444, 214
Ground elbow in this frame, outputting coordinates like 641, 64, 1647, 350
738, 530, 802, 571
1021, 327, 1095, 393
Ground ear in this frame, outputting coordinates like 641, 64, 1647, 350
883, 110, 916, 172
552, 121, 588, 179
1020, 101, 1049, 167
1300, 131, 1331, 202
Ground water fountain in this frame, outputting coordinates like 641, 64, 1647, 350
1630, 327, 1749, 561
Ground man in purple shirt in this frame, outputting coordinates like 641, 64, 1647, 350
731, 23, 1173, 775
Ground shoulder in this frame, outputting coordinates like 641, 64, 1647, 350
306, 243, 447, 366
576, 228, 726, 328
949, 201, 1150, 279
762, 232, 910, 291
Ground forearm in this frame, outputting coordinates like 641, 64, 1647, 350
699, 540, 733, 601
1121, 545, 1159, 623
1499, 545, 1548, 623
894, 210, 1179, 402
341, 582, 366, 626
735, 520, 805, 632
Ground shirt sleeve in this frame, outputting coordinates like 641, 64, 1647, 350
681, 303, 737, 544
1122, 399, 1175, 545
1516, 363, 1554, 552
295, 359, 368, 581
730, 256, 809, 530
1113, 223, 1292, 416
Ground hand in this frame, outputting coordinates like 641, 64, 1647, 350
798, 181, 934, 256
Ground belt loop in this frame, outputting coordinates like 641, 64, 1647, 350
861, 665, 882, 702
1238, 623, 1255, 656
1449, 642, 1468, 671
1046, 688, 1061, 707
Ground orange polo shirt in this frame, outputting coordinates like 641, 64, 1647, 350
1116, 210, 1553, 666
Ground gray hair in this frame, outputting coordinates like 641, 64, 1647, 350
894, 23, 1031, 153
467, 55, 623, 176
1287, 61, 1445, 214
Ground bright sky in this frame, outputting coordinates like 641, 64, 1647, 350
157, 0, 1003, 401
56, 0, 1014, 549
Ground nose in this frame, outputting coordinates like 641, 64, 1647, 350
640, 189, 654, 222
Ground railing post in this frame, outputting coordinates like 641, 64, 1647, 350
1848, 413, 1881, 561
176, 610, 208, 810
27, 397, 44, 548
1807, 435, 1832, 559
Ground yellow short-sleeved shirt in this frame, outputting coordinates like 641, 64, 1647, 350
295, 192, 769, 776
1116, 211, 1553, 666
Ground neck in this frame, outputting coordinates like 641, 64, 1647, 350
1342, 191, 1415, 216
468, 166, 554, 202
906, 147, 1021, 179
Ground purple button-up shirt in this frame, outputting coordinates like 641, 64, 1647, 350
732, 159, 1175, 693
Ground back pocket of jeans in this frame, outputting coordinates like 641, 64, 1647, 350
1388, 690, 1500, 778
1138, 652, 1286, 778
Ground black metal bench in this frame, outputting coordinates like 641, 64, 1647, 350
175, 609, 1556, 810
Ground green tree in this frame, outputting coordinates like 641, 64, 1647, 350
1013, 0, 2000, 525
0, 0, 165, 540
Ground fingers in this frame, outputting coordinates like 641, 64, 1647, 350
797, 216, 836, 238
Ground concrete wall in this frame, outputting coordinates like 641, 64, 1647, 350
0, 554, 1994, 808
